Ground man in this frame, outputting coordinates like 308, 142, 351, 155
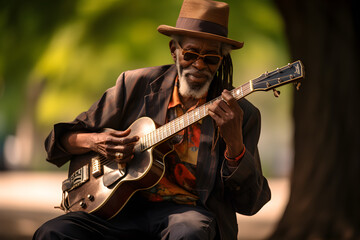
34, 0, 271, 239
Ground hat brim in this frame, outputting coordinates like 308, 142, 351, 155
158, 25, 244, 50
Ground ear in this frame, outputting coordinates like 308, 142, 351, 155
169, 40, 177, 62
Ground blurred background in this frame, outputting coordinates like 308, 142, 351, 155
0, 0, 293, 239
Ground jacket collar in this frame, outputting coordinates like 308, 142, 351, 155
144, 65, 177, 126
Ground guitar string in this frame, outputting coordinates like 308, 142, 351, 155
141, 83, 253, 150
145, 62, 300, 149
89, 63, 300, 173
92, 63, 300, 170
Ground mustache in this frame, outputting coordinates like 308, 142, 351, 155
181, 67, 213, 79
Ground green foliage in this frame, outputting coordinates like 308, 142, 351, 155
0, 0, 290, 173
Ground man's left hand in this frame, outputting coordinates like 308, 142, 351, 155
207, 89, 245, 158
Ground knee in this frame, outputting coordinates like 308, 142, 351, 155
33, 212, 93, 240
33, 217, 66, 240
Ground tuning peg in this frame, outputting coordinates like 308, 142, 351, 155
273, 88, 280, 97
294, 82, 301, 90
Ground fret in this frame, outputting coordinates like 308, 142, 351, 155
147, 133, 151, 146
152, 132, 155, 145
187, 113, 191, 125
150, 132, 153, 146
189, 111, 193, 122
168, 121, 172, 136
198, 106, 203, 118
167, 122, 171, 137
149, 132, 153, 146
156, 128, 160, 143
153, 132, 157, 145
152, 131, 156, 145
189, 112, 194, 124
173, 119, 177, 133
157, 130, 160, 143
164, 125, 168, 139
145, 134, 149, 148
195, 108, 200, 121
160, 126, 164, 141
203, 105, 207, 117
179, 118, 183, 131
204, 104, 209, 115
156, 131, 160, 143
180, 116, 184, 129
154, 131, 158, 145
170, 120, 174, 134
172, 120, 176, 134
174, 120, 177, 133
176, 117, 180, 130
165, 125, 169, 138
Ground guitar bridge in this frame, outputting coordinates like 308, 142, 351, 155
91, 156, 103, 178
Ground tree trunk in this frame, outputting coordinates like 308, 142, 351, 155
269, 0, 360, 239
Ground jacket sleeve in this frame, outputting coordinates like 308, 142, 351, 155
221, 99, 271, 215
44, 72, 129, 167
44, 64, 174, 168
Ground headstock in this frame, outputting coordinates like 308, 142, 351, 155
252, 60, 304, 97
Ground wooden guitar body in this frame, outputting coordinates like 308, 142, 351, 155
61, 117, 172, 219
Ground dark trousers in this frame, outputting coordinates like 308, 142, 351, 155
33, 196, 217, 240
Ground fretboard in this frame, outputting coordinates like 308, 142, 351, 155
139, 81, 253, 151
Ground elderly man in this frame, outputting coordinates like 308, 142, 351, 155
34, 0, 270, 239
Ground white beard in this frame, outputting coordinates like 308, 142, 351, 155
175, 52, 213, 99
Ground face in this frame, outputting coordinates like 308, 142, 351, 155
171, 36, 222, 99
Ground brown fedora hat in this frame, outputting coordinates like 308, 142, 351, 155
158, 0, 243, 49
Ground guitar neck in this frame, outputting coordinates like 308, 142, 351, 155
139, 81, 253, 151
138, 60, 304, 152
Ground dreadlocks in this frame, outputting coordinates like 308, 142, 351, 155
207, 53, 234, 100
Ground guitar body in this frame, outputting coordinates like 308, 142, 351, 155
62, 117, 173, 219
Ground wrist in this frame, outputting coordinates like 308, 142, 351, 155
225, 143, 245, 159
224, 146, 246, 167
62, 132, 93, 154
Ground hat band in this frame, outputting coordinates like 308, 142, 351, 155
175, 17, 228, 37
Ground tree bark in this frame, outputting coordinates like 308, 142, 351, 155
269, 0, 360, 239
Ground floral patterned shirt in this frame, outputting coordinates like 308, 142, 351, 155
141, 79, 206, 205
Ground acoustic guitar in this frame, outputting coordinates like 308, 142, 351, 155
58, 60, 304, 219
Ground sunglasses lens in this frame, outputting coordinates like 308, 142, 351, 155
204, 56, 221, 64
183, 52, 199, 61
182, 50, 221, 65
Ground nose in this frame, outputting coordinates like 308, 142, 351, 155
192, 57, 207, 70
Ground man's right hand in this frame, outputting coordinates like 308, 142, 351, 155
61, 129, 139, 164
